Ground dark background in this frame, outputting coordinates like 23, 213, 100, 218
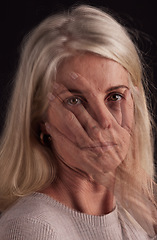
1, 0, 157, 161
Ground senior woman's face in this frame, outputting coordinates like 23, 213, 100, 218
46, 54, 134, 184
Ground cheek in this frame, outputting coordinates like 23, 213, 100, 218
109, 98, 134, 129
51, 138, 75, 168
51, 140, 62, 156
105, 102, 122, 125
50, 135, 67, 161
126, 98, 135, 130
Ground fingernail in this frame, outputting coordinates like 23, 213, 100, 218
124, 89, 131, 99
128, 89, 132, 99
45, 122, 50, 132
53, 83, 59, 89
69, 72, 78, 79
47, 92, 55, 101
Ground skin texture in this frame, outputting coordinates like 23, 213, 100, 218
42, 54, 134, 215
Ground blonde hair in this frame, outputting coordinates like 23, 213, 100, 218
0, 5, 156, 234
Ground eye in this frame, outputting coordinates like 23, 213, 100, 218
65, 96, 83, 106
107, 93, 123, 102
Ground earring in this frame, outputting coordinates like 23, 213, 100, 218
40, 132, 52, 146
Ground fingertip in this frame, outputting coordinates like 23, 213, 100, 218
45, 122, 51, 133
123, 88, 132, 100
69, 72, 79, 80
53, 83, 60, 89
47, 92, 55, 101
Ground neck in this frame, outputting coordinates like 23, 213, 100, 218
41, 163, 116, 216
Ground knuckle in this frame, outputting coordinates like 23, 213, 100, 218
92, 127, 102, 139
76, 136, 87, 147
65, 112, 75, 122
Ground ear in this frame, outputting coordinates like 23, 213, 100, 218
40, 121, 48, 134
39, 121, 52, 146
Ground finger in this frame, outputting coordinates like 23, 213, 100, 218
51, 82, 69, 97
51, 78, 118, 143
47, 93, 93, 148
49, 122, 122, 176
67, 72, 92, 93
65, 103, 105, 142
50, 80, 100, 138
46, 122, 118, 186
45, 122, 97, 171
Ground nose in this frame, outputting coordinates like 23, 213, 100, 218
88, 99, 112, 129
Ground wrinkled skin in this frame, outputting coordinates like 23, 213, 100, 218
45, 54, 134, 186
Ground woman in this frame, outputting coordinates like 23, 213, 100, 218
0, 5, 157, 239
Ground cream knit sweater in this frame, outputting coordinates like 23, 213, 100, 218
0, 193, 156, 239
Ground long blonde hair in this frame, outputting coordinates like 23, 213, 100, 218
0, 5, 156, 234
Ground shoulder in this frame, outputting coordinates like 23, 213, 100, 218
0, 216, 57, 240
0, 192, 61, 220
0, 193, 58, 240
117, 204, 157, 240
0, 192, 83, 240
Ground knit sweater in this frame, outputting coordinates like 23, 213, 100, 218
0, 193, 156, 240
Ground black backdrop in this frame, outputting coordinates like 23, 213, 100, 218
1, 0, 157, 160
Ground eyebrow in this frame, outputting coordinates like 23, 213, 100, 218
106, 85, 129, 93
60, 85, 129, 94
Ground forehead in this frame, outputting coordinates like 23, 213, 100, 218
56, 54, 128, 90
